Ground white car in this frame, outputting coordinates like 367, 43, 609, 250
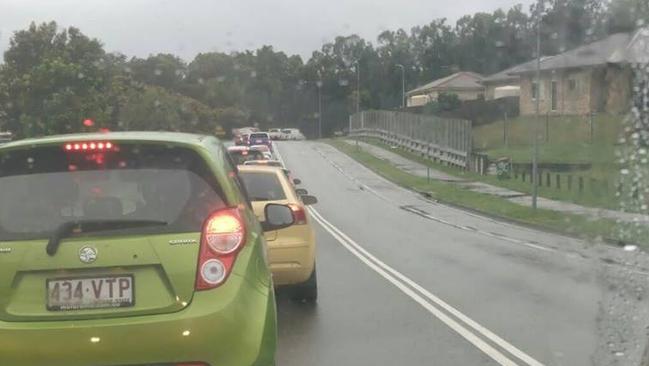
0, 132, 12, 146
281, 128, 306, 141
268, 128, 282, 140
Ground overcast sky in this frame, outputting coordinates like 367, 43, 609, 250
1, 0, 534, 61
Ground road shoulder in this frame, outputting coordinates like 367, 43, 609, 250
328, 138, 648, 249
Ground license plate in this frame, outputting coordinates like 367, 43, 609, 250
46, 275, 134, 311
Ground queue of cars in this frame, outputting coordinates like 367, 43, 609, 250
235, 128, 305, 146
0, 131, 316, 366
226, 139, 318, 302
277, 128, 306, 141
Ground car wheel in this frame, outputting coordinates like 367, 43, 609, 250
291, 265, 318, 303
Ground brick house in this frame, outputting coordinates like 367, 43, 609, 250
406, 72, 485, 107
482, 58, 554, 100
512, 31, 647, 116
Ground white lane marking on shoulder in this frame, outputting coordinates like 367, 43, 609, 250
308, 206, 545, 366
272, 142, 283, 164
334, 143, 542, 233
312, 144, 398, 205
315, 143, 557, 254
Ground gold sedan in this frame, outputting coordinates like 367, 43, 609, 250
237, 165, 318, 302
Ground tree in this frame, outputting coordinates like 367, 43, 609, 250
120, 85, 221, 133
0, 22, 228, 137
606, 0, 649, 33
0, 21, 110, 136
128, 53, 187, 91
1, 1, 637, 138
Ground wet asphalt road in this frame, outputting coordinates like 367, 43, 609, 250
272, 141, 649, 366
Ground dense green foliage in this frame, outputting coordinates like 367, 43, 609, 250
0, 0, 646, 138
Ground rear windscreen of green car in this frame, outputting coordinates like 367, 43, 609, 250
0, 143, 226, 241
239, 171, 286, 201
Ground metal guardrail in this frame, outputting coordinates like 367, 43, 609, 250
349, 111, 475, 170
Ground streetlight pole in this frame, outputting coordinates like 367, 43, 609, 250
532, 2, 542, 210
316, 79, 323, 139
355, 61, 360, 113
396, 64, 405, 109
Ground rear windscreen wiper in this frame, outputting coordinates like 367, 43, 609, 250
46, 220, 167, 256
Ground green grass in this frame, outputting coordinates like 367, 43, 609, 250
467, 113, 626, 210
473, 114, 623, 186
473, 114, 624, 156
329, 139, 644, 247
360, 137, 622, 211
484, 144, 618, 166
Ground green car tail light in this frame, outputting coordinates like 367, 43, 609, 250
196, 207, 247, 290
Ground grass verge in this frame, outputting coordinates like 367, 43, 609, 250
473, 114, 623, 156
360, 137, 622, 211
328, 138, 645, 248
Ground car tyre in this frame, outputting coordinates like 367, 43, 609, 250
291, 265, 318, 303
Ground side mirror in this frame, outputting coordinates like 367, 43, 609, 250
295, 188, 309, 196
293, 178, 302, 185
262, 204, 294, 232
301, 195, 318, 206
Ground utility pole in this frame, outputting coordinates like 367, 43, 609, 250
316, 80, 323, 139
532, 2, 542, 210
396, 64, 405, 109
355, 61, 360, 113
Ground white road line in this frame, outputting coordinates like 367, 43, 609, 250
312, 143, 557, 254
337, 143, 562, 236
308, 206, 545, 366
273, 141, 285, 166
312, 144, 400, 205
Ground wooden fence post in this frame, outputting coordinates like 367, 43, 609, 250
590, 178, 597, 195
503, 112, 508, 147
545, 113, 550, 143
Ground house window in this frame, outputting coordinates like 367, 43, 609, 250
531, 82, 538, 99
551, 81, 558, 111
568, 79, 578, 92
531, 81, 544, 100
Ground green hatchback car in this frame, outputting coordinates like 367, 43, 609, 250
0, 132, 291, 366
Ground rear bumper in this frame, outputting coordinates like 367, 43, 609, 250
268, 240, 315, 286
0, 275, 276, 366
